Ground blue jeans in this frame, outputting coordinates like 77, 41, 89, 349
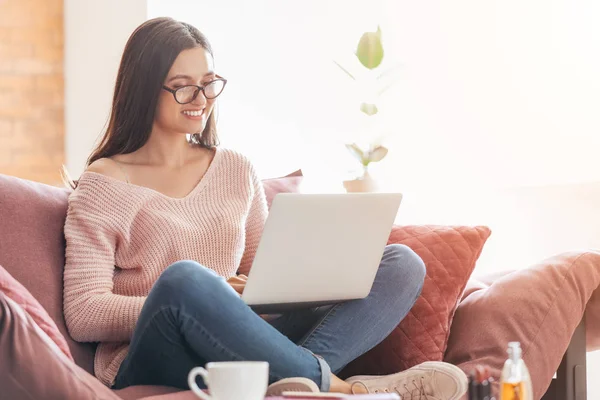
112, 244, 425, 392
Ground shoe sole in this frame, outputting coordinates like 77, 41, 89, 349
267, 378, 320, 396
346, 362, 468, 400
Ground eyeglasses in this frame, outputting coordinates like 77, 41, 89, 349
162, 78, 227, 104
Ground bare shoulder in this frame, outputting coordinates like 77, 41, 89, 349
85, 157, 128, 182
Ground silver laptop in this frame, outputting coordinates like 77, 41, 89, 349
241, 192, 403, 313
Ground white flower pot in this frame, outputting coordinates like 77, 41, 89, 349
343, 172, 379, 193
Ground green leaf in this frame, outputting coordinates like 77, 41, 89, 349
333, 60, 356, 80
356, 31, 384, 69
345, 143, 366, 163
360, 103, 378, 116
368, 146, 388, 162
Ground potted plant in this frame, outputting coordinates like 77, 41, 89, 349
335, 26, 397, 192
343, 143, 388, 192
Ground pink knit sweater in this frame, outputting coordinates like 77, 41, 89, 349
63, 147, 268, 387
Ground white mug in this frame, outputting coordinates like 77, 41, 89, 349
188, 361, 269, 400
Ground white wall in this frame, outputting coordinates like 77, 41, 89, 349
148, 0, 600, 190
65, 0, 600, 186
64, 0, 148, 177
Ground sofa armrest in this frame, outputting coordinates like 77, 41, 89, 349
585, 286, 600, 352
541, 319, 587, 400
0, 291, 121, 400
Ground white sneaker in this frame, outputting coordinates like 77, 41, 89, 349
266, 377, 320, 396
345, 361, 468, 400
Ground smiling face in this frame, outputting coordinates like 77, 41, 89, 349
154, 47, 217, 136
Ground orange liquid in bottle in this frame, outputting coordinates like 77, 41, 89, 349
501, 381, 528, 400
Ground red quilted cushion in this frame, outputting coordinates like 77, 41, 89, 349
0, 264, 74, 361
341, 225, 491, 376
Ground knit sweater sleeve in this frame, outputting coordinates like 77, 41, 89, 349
238, 165, 268, 276
63, 182, 145, 342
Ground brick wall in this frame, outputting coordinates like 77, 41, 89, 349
0, 0, 64, 185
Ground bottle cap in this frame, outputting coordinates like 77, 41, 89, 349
507, 341, 522, 359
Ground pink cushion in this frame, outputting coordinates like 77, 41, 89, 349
0, 173, 96, 373
342, 225, 491, 377
262, 169, 303, 209
0, 264, 73, 360
444, 251, 600, 399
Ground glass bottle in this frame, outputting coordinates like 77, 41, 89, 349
500, 342, 533, 400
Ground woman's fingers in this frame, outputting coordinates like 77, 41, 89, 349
226, 275, 248, 296
230, 283, 245, 294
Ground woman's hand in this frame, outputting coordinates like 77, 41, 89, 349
227, 274, 247, 296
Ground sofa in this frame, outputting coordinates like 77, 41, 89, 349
1, 171, 600, 400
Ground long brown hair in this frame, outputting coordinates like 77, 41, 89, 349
62, 17, 219, 189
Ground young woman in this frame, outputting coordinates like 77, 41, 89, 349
62, 17, 467, 399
